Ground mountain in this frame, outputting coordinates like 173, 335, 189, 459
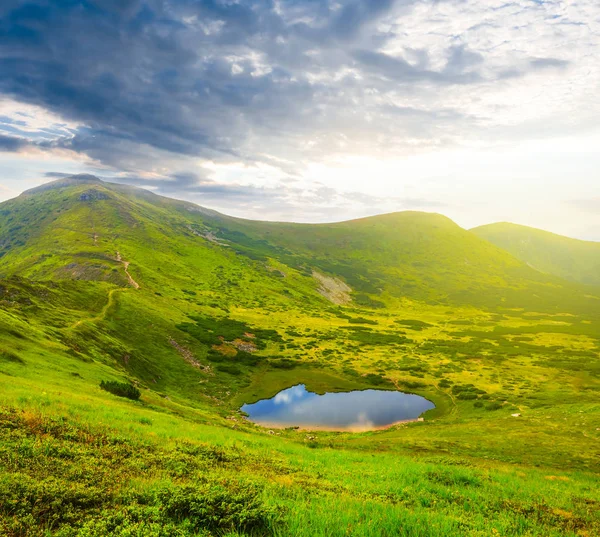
2, 175, 600, 536
472, 222, 600, 287
1, 175, 597, 314
1, 173, 597, 400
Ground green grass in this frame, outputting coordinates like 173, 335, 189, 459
472, 222, 600, 287
0, 176, 599, 535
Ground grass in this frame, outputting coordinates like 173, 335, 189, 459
472, 222, 600, 287
0, 176, 599, 535
1, 392, 599, 537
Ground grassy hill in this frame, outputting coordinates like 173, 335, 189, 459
472, 222, 600, 287
1, 176, 599, 536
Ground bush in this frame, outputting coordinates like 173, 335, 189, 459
364, 373, 388, 386
394, 319, 434, 331
216, 364, 242, 376
400, 380, 426, 389
100, 380, 141, 401
269, 358, 298, 370
158, 481, 277, 533
0, 473, 107, 528
348, 317, 378, 325
456, 393, 478, 400
485, 402, 504, 411
177, 315, 282, 350
353, 293, 385, 309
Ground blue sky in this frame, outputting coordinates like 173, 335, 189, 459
0, 0, 598, 239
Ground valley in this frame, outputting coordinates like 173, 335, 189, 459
0, 175, 599, 536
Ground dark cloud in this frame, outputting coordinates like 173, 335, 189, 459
0, 0, 576, 183
0, 0, 494, 173
0, 134, 28, 151
529, 57, 570, 70
498, 56, 571, 81
114, 172, 283, 202
44, 171, 71, 178
352, 47, 483, 85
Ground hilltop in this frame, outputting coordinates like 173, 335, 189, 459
1, 175, 596, 313
1, 175, 599, 536
472, 222, 600, 287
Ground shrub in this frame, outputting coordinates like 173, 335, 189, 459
216, 364, 242, 376
100, 380, 141, 401
485, 402, 504, 411
0, 473, 107, 528
457, 393, 478, 400
353, 293, 385, 309
427, 469, 482, 487
158, 481, 277, 533
364, 373, 388, 386
400, 380, 426, 389
394, 319, 434, 331
269, 358, 298, 370
347, 317, 378, 325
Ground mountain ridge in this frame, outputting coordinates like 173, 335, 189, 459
472, 221, 600, 287
2, 175, 599, 315
2, 175, 600, 536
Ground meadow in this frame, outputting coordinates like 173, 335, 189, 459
1, 176, 599, 536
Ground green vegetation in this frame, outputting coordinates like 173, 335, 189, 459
99, 380, 141, 400
0, 175, 599, 536
472, 222, 600, 287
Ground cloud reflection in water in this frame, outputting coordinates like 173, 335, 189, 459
242, 384, 435, 431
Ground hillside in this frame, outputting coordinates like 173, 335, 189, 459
2, 174, 595, 313
1, 175, 599, 536
472, 222, 600, 287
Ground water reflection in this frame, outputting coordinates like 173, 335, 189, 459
241, 384, 435, 431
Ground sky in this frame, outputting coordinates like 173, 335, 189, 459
0, 0, 598, 240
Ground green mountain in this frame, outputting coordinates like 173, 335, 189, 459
1, 175, 599, 536
472, 222, 600, 287
1, 175, 596, 313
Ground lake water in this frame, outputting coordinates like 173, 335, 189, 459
241, 384, 435, 431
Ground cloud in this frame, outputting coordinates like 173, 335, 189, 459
41, 169, 446, 223
0, 134, 27, 151
0, 0, 598, 227
529, 57, 571, 71
0, 0, 593, 174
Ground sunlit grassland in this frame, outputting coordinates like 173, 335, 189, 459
2, 365, 599, 537
2, 279, 600, 536
1, 178, 600, 535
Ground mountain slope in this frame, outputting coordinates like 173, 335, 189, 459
1, 176, 598, 317
2, 175, 600, 536
472, 222, 600, 287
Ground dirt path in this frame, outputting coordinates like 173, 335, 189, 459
116, 252, 140, 289
67, 253, 139, 330
68, 288, 125, 330
122, 260, 140, 289
435, 384, 458, 417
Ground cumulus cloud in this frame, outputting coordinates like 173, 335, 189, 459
41, 169, 446, 222
0, 134, 27, 151
1, 1, 592, 168
0, 0, 598, 226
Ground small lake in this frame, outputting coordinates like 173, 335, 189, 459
241, 384, 435, 431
